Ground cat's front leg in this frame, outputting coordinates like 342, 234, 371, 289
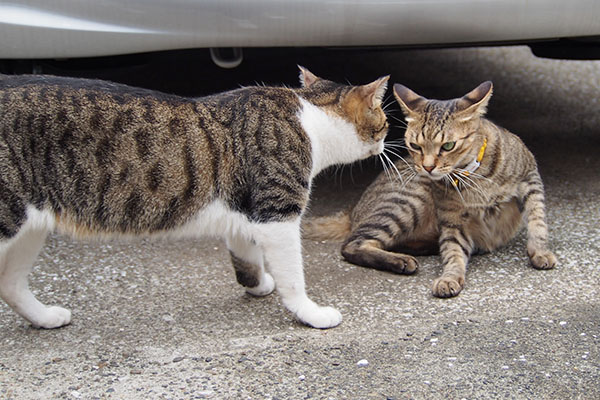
0, 227, 71, 329
432, 223, 474, 298
519, 171, 557, 270
254, 219, 342, 329
226, 235, 275, 297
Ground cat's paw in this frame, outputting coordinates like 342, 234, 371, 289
432, 276, 464, 298
529, 250, 557, 270
246, 272, 275, 297
392, 255, 419, 275
286, 298, 342, 329
32, 306, 72, 329
296, 305, 343, 329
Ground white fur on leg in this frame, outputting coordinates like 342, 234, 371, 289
246, 272, 275, 297
30, 306, 72, 329
253, 219, 342, 329
225, 235, 275, 297
279, 291, 342, 329
0, 211, 71, 329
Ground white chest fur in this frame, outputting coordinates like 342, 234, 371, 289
297, 96, 376, 178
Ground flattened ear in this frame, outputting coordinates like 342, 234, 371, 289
360, 75, 389, 109
393, 83, 427, 120
298, 65, 320, 88
456, 81, 493, 121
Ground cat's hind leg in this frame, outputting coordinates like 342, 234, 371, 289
341, 204, 438, 275
226, 235, 275, 297
254, 219, 342, 329
342, 173, 438, 274
341, 236, 419, 275
0, 226, 71, 329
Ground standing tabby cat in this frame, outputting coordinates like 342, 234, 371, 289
0, 67, 389, 329
305, 81, 556, 297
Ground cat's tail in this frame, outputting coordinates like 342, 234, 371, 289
302, 210, 352, 242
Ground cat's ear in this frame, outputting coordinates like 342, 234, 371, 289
455, 81, 493, 121
393, 83, 427, 121
360, 76, 390, 109
298, 65, 320, 88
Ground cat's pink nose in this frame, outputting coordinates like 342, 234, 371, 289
423, 165, 435, 173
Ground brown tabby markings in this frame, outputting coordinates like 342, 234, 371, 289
305, 82, 557, 297
0, 77, 313, 237
0, 69, 390, 329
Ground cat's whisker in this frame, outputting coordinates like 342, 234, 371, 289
460, 174, 490, 202
378, 154, 392, 182
383, 157, 397, 183
464, 170, 497, 186
388, 114, 408, 126
382, 96, 396, 113
383, 147, 404, 159
447, 174, 466, 204
335, 164, 344, 186
381, 155, 401, 184
385, 138, 407, 143
384, 140, 408, 147
353, 158, 364, 185
454, 168, 497, 202
381, 151, 404, 184
400, 171, 417, 189
383, 144, 403, 154
383, 147, 413, 171
387, 150, 413, 170
387, 113, 405, 121
455, 173, 488, 203
384, 143, 409, 151
344, 164, 353, 186
332, 162, 350, 188
384, 138, 406, 144
456, 173, 488, 202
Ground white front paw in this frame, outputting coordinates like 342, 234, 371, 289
246, 272, 275, 297
32, 306, 72, 329
290, 299, 343, 329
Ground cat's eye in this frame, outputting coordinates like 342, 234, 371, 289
441, 141, 456, 151
409, 143, 421, 151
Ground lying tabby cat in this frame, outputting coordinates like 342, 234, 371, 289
0, 67, 389, 329
305, 81, 556, 297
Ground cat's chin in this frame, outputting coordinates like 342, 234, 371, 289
419, 171, 446, 181
367, 141, 385, 157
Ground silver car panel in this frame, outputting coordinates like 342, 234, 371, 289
1, 0, 599, 58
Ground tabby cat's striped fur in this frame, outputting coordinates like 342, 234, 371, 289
0, 67, 389, 329
305, 82, 556, 297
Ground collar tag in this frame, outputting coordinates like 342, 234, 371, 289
453, 137, 487, 186
463, 159, 481, 174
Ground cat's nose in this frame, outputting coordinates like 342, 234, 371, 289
423, 165, 435, 173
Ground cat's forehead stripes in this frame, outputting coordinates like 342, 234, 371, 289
416, 100, 457, 142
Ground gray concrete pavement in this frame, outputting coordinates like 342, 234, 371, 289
1, 46, 599, 399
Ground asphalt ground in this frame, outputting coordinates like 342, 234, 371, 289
1, 45, 599, 399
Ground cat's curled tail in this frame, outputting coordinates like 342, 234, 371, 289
303, 211, 352, 241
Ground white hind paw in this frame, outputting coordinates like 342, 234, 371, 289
294, 302, 342, 329
246, 272, 275, 297
32, 306, 72, 329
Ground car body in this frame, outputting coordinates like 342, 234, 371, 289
1, 0, 600, 61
